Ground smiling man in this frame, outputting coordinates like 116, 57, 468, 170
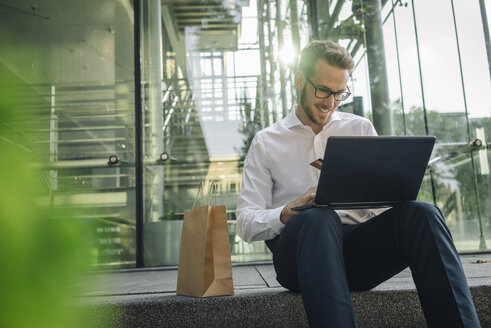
236, 41, 480, 327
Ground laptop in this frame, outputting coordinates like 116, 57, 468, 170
291, 136, 436, 211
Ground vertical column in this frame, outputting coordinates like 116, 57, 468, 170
317, 0, 331, 40
363, 0, 392, 135
479, 0, 491, 82
49, 85, 58, 213
142, 0, 164, 221
290, 0, 301, 104
265, 0, 277, 122
257, 0, 269, 127
276, 0, 289, 118
114, 0, 134, 191
306, 0, 319, 40
290, 0, 301, 62
134, 0, 144, 267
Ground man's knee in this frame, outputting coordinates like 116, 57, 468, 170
291, 208, 343, 237
396, 201, 443, 223
393, 201, 451, 242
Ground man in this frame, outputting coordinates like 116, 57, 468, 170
236, 41, 480, 327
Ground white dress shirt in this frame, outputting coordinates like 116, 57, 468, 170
236, 105, 387, 242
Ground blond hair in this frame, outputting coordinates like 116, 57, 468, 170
297, 40, 354, 77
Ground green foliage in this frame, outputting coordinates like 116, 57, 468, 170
392, 101, 491, 242
0, 75, 104, 327
331, 15, 365, 41
392, 103, 469, 142
158, 209, 181, 221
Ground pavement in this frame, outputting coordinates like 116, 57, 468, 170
73, 254, 491, 327
77, 254, 491, 297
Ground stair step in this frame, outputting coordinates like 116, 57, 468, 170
76, 287, 491, 327
73, 255, 491, 327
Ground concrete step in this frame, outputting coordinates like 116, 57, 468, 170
74, 254, 491, 327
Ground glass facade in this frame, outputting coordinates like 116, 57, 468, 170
1, 0, 490, 268
1, 0, 137, 268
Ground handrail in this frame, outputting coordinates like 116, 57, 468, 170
29, 154, 243, 170
428, 139, 488, 167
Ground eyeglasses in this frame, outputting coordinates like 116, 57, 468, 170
305, 76, 351, 101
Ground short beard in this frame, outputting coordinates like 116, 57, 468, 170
300, 86, 321, 126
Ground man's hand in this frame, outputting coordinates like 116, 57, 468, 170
280, 187, 317, 225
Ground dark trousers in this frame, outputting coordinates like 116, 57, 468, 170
265, 201, 480, 327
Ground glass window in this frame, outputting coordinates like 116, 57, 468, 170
144, 0, 490, 265
391, 3, 426, 136
1, 0, 137, 268
6, 0, 490, 271
386, 0, 491, 251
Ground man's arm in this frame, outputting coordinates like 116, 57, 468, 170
236, 134, 286, 242
236, 134, 317, 242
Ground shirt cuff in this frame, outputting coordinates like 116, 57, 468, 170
268, 205, 286, 235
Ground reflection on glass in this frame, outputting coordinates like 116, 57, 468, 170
379, 1, 491, 251
140, 0, 491, 267
141, 0, 274, 265
1, 0, 488, 272
453, 0, 491, 121
6, 0, 486, 269
0, 0, 137, 267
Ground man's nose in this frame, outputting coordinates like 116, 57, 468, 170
322, 95, 335, 107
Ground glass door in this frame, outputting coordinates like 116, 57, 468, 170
1, 0, 138, 268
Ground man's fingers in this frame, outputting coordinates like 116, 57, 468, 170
301, 192, 316, 204
294, 187, 317, 207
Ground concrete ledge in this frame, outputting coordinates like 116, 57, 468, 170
351, 287, 491, 328
77, 286, 491, 327
75, 255, 491, 327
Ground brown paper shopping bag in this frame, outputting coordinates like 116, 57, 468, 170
176, 182, 234, 297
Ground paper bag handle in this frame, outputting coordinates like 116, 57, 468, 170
208, 182, 217, 207
192, 181, 204, 209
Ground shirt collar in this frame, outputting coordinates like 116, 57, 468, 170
327, 111, 342, 123
285, 105, 304, 128
285, 104, 343, 130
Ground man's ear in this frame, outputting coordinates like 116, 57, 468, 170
294, 71, 305, 91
